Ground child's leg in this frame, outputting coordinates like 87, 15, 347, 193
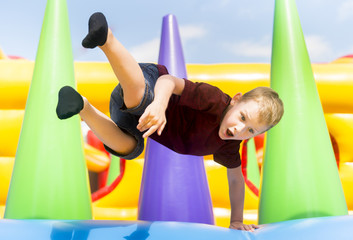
56, 13, 147, 157
79, 97, 137, 155
56, 86, 137, 156
83, 12, 146, 109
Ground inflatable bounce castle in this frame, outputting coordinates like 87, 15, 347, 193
1, 0, 353, 239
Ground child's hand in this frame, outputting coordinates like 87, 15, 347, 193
137, 101, 167, 138
229, 221, 260, 232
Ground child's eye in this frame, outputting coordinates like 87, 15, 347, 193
241, 115, 246, 121
249, 128, 254, 134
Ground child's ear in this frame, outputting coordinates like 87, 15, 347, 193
230, 93, 242, 105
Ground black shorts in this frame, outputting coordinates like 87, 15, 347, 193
104, 63, 160, 159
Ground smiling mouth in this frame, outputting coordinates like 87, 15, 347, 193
226, 129, 234, 137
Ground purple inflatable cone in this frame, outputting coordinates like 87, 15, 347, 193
138, 14, 214, 224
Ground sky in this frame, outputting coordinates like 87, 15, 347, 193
0, 0, 353, 64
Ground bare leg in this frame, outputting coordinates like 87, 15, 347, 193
99, 29, 145, 109
56, 87, 137, 155
82, 12, 146, 109
80, 97, 137, 155
57, 12, 145, 156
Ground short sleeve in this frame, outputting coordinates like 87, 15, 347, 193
213, 140, 242, 168
179, 79, 231, 113
156, 64, 169, 76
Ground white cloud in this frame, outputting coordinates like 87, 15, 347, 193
199, 0, 231, 12
130, 38, 160, 63
304, 35, 333, 62
226, 34, 334, 62
218, 0, 231, 8
180, 25, 207, 41
337, 0, 353, 22
227, 36, 272, 59
129, 25, 207, 62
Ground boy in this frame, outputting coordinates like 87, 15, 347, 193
56, 12, 284, 231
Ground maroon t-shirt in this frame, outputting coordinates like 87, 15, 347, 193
150, 65, 242, 168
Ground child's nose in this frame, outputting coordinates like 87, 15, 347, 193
236, 122, 246, 133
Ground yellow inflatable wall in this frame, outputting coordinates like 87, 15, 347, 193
1, 57, 353, 226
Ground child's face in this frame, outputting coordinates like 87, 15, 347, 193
219, 93, 269, 141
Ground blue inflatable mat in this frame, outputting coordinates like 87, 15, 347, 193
0, 215, 352, 240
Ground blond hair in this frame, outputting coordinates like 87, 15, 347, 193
240, 87, 284, 130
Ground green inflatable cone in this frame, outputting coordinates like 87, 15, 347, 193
258, 0, 348, 224
4, 0, 92, 219
106, 155, 121, 186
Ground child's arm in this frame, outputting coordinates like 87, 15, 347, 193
137, 74, 185, 138
227, 166, 259, 231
